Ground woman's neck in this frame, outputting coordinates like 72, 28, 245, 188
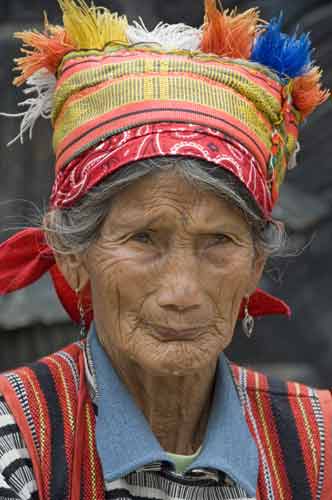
105, 346, 217, 455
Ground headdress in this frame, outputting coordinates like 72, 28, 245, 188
0, 0, 329, 325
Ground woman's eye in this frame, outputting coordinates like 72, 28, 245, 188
131, 232, 153, 244
209, 234, 231, 246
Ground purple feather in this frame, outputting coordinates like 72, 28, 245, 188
250, 14, 312, 78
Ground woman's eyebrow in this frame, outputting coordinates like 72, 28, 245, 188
184, 219, 248, 233
110, 213, 165, 231
111, 220, 249, 239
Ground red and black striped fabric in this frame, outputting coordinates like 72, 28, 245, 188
232, 365, 332, 499
0, 342, 105, 500
0, 342, 331, 500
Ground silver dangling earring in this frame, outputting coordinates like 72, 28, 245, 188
76, 287, 87, 340
242, 296, 254, 338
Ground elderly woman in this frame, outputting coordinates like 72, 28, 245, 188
0, 1, 331, 499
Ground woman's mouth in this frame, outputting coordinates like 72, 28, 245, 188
145, 323, 205, 341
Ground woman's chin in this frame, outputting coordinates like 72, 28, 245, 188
131, 337, 221, 376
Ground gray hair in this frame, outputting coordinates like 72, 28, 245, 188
43, 157, 285, 257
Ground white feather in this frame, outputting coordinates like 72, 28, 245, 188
1, 69, 56, 147
288, 141, 301, 170
127, 18, 202, 51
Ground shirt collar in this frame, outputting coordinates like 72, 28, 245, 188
88, 324, 258, 497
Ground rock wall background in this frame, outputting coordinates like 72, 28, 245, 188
0, 0, 331, 386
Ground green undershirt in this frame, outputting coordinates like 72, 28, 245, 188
167, 447, 202, 474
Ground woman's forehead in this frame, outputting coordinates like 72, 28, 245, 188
108, 172, 248, 230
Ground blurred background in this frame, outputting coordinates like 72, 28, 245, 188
0, 0, 331, 386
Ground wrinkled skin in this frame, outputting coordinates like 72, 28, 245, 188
56, 170, 266, 454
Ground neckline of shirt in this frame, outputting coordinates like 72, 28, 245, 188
85, 323, 259, 497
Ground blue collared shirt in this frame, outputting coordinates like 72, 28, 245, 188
88, 324, 259, 497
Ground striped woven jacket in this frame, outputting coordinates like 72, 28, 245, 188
0, 341, 331, 500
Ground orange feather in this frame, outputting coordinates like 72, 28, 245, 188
13, 16, 75, 87
292, 67, 330, 120
201, 0, 259, 59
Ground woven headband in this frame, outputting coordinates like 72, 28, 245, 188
0, 0, 329, 324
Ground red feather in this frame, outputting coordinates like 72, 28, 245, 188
13, 15, 74, 87
292, 66, 330, 120
201, 0, 259, 59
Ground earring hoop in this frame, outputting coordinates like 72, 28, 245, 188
242, 296, 254, 338
76, 287, 87, 340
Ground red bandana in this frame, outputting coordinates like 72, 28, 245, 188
51, 123, 273, 216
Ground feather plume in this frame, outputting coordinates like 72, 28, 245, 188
251, 15, 312, 78
58, 0, 128, 50
13, 14, 74, 87
127, 18, 202, 51
292, 66, 330, 119
1, 69, 56, 146
201, 0, 259, 59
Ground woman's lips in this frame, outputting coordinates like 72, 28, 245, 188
146, 324, 205, 341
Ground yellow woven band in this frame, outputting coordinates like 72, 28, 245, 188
52, 46, 300, 192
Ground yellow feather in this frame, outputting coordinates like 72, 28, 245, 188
58, 0, 128, 50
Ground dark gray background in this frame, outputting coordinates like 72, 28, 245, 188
0, 0, 331, 386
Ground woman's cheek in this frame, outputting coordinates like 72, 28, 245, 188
205, 250, 253, 294
211, 256, 253, 317
203, 241, 253, 268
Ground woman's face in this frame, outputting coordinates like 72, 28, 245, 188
77, 171, 265, 375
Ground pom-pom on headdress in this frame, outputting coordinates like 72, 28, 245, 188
292, 67, 330, 120
201, 0, 259, 59
127, 19, 202, 51
250, 14, 329, 120
14, 0, 128, 87
59, 0, 128, 49
250, 14, 312, 79
13, 16, 73, 87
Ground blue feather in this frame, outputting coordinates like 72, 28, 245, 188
250, 14, 312, 79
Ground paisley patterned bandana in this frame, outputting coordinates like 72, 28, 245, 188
51, 123, 272, 215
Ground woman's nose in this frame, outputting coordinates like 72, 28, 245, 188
156, 255, 202, 312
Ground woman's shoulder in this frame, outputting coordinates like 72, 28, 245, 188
230, 362, 332, 497
231, 362, 332, 462
0, 342, 87, 500
0, 340, 85, 440
230, 361, 332, 402
0, 340, 84, 389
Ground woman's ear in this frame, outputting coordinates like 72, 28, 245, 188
247, 251, 267, 296
53, 251, 90, 291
